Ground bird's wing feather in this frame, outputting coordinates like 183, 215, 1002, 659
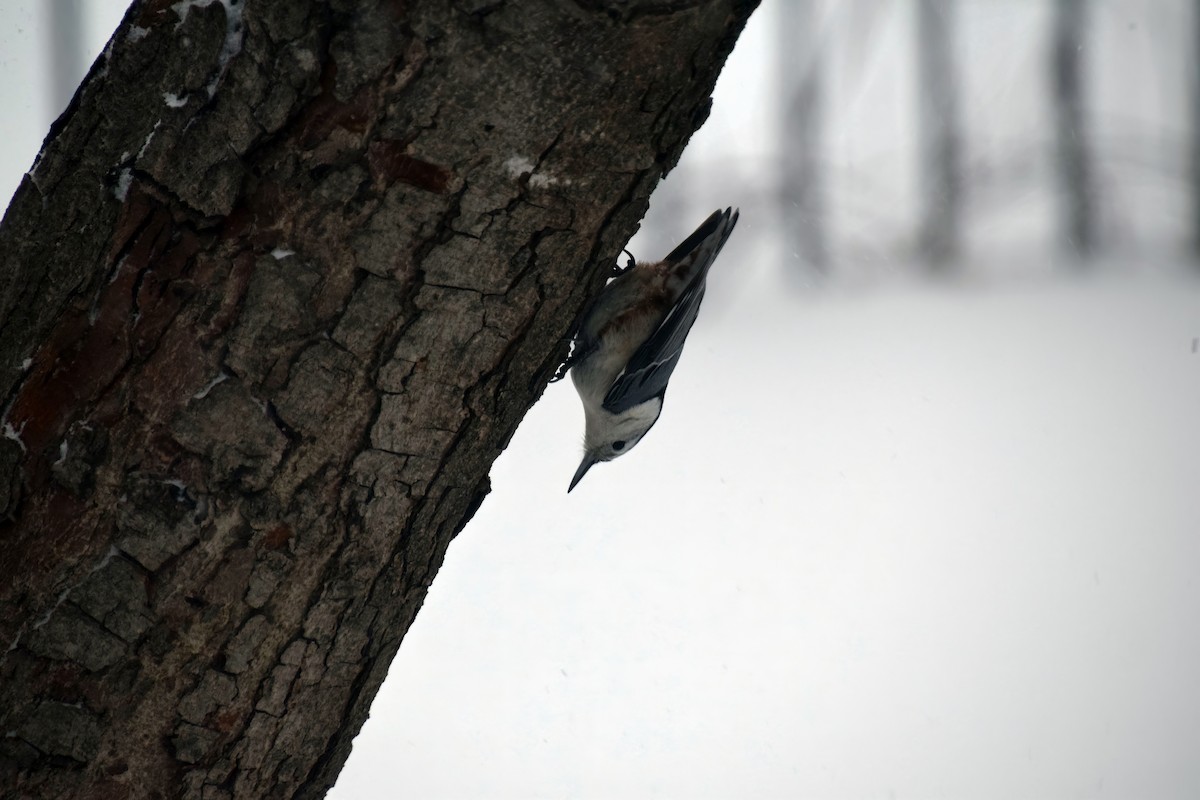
602, 208, 738, 414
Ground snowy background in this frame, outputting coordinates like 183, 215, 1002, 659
3, 2, 1199, 798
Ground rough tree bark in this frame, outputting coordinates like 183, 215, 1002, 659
0, 1, 756, 797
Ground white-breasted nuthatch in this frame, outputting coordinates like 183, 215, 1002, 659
557, 207, 739, 492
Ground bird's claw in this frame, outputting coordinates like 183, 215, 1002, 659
611, 248, 636, 277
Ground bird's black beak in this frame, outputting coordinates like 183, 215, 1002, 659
568, 455, 596, 493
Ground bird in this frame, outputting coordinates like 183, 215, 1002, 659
560, 207, 739, 492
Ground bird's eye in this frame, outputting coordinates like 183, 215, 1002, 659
612, 440, 626, 451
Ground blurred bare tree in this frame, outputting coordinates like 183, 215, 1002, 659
46, 0, 86, 119
779, 0, 827, 277
1191, 1, 1200, 262
916, 0, 962, 270
1052, 0, 1095, 259
723, 0, 1182, 280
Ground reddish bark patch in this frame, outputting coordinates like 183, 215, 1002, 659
0, 487, 93, 594
41, 663, 87, 704
386, 0, 408, 20
213, 708, 241, 734
6, 199, 203, 464
9, 295, 132, 463
368, 141, 451, 193
136, 0, 177, 27
221, 181, 288, 252
296, 62, 375, 150
80, 778, 132, 800
262, 524, 292, 550
132, 324, 217, 426
130, 231, 206, 361
201, 250, 255, 342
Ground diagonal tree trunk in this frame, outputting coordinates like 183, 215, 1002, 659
0, 1, 757, 797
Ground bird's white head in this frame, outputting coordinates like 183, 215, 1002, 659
568, 397, 663, 492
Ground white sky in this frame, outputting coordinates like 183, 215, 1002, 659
2, 2, 1199, 798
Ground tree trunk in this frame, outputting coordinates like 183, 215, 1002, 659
0, 1, 757, 797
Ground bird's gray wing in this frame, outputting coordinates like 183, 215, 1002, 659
602, 208, 738, 414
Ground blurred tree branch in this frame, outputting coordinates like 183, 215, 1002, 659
1053, 0, 1095, 258
779, 0, 826, 276
917, 0, 961, 269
